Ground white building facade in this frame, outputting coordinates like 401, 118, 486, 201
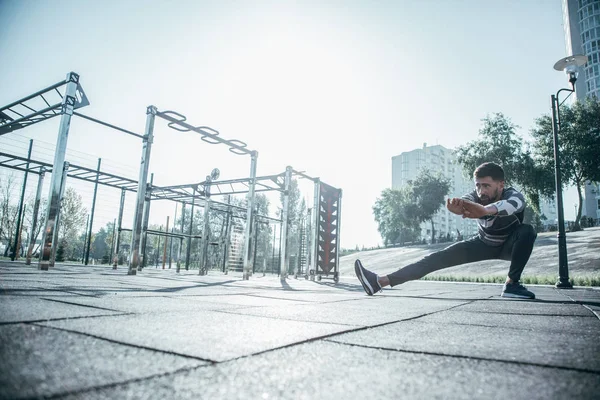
391, 144, 478, 242
562, 0, 600, 221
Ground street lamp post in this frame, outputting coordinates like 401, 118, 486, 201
551, 54, 587, 289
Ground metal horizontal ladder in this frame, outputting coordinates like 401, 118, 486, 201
0, 73, 89, 136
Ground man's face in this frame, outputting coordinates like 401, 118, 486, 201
475, 176, 504, 205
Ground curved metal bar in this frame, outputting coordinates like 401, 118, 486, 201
228, 139, 249, 155
156, 109, 254, 155
161, 110, 187, 122
201, 135, 221, 144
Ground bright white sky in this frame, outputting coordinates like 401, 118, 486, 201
0, 0, 581, 248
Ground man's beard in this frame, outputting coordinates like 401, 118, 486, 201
479, 189, 499, 205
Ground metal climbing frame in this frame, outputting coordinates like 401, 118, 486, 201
0, 72, 342, 281
0, 72, 90, 270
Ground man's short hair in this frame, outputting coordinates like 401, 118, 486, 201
473, 162, 505, 181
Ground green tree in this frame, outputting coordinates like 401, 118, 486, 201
0, 173, 19, 257
24, 197, 47, 258
410, 169, 451, 244
278, 179, 305, 273
372, 187, 421, 246
91, 227, 110, 262
530, 96, 600, 230
455, 113, 553, 213
58, 187, 88, 260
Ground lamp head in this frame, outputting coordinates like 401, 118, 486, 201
554, 55, 588, 90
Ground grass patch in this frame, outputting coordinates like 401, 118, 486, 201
420, 275, 600, 287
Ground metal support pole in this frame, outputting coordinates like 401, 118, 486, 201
81, 214, 89, 263
162, 216, 169, 269
26, 167, 46, 265
39, 72, 79, 271
311, 179, 320, 281
199, 197, 211, 275
128, 105, 156, 275
272, 224, 276, 274
113, 188, 126, 269
222, 196, 231, 274
177, 203, 185, 273
140, 173, 153, 270
278, 221, 282, 275
306, 208, 312, 276
109, 218, 116, 265
169, 203, 177, 269
16, 204, 26, 260
155, 229, 161, 267
335, 189, 343, 281
279, 166, 292, 281
263, 224, 269, 276
186, 188, 196, 270
50, 162, 69, 267
12, 139, 33, 261
551, 94, 572, 288
85, 158, 102, 265
242, 150, 258, 280
252, 213, 259, 274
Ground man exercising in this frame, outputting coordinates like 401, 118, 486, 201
355, 162, 537, 299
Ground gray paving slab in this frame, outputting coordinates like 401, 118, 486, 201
0, 296, 123, 324
174, 294, 314, 307
415, 310, 600, 334
46, 294, 279, 314
329, 319, 600, 372
59, 340, 600, 400
450, 299, 594, 316
0, 323, 206, 400
556, 288, 600, 303
219, 297, 468, 326
237, 291, 361, 303
39, 310, 354, 362
3, 261, 600, 399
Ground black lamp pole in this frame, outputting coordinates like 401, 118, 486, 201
550, 89, 573, 289
549, 54, 587, 288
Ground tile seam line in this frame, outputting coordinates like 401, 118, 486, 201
0, 312, 133, 326
325, 341, 600, 376
30, 322, 216, 363
220, 299, 478, 364
397, 319, 600, 333
210, 308, 362, 327
557, 289, 600, 320
40, 297, 123, 312
20, 362, 211, 400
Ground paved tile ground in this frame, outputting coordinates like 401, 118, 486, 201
1, 261, 599, 399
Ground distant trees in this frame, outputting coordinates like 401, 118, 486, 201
278, 179, 306, 273
530, 96, 600, 230
411, 170, 451, 244
56, 187, 88, 261
373, 169, 450, 245
455, 113, 554, 214
0, 174, 18, 257
373, 187, 421, 246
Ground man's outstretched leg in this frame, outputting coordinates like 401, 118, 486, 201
355, 238, 495, 295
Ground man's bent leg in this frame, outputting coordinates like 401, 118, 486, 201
387, 238, 497, 287
499, 224, 537, 282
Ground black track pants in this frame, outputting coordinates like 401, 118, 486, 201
387, 224, 537, 287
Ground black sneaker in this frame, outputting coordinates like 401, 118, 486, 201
501, 282, 535, 299
354, 259, 381, 296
